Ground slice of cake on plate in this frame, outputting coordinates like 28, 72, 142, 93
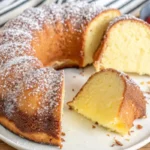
68, 69, 146, 135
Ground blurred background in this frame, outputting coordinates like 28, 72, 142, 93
0, 0, 148, 27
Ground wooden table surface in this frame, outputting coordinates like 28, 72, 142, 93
0, 140, 149, 150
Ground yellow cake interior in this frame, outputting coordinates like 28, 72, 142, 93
84, 10, 121, 66
97, 21, 150, 75
68, 71, 129, 134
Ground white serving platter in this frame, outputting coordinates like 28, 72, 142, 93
0, 66, 150, 150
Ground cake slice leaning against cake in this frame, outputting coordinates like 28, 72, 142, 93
94, 15, 150, 75
68, 69, 146, 135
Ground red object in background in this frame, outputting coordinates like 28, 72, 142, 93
145, 16, 150, 24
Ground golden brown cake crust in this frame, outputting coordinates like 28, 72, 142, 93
0, 117, 60, 146
94, 15, 150, 71
118, 71, 146, 129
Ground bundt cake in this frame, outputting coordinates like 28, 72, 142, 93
68, 69, 146, 135
94, 15, 150, 75
0, 2, 121, 69
0, 1, 120, 146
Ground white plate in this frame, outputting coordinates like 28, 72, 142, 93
0, 66, 150, 150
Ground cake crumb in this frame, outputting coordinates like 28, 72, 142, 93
80, 72, 84, 76
147, 81, 150, 84
95, 122, 98, 125
136, 124, 143, 130
106, 134, 110, 136
72, 88, 75, 91
111, 144, 115, 147
60, 144, 63, 149
142, 115, 147, 119
61, 132, 66, 136
115, 139, 123, 146
61, 138, 65, 142
145, 91, 150, 94
140, 81, 145, 85
128, 131, 131, 136
130, 130, 134, 133
68, 106, 73, 110
80, 69, 84, 76
92, 125, 96, 129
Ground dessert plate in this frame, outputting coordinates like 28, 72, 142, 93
0, 66, 150, 150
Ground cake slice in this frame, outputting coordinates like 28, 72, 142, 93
68, 69, 146, 135
94, 15, 150, 75
81, 7, 121, 66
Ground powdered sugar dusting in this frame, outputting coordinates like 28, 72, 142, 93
21, 68, 64, 117
4, 7, 47, 32
0, 55, 64, 117
62, 2, 111, 31
0, 56, 42, 116
1, 56, 41, 71
0, 7, 48, 67
41, 2, 112, 31
107, 15, 147, 32
2, 61, 63, 118
0, 42, 35, 66
0, 29, 32, 44
42, 4, 64, 25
